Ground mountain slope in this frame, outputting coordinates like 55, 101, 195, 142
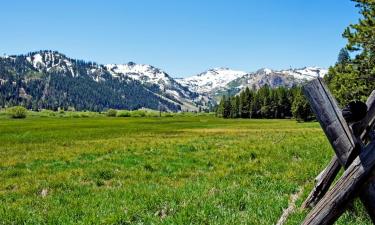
105, 63, 207, 110
176, 68, 247, 95
0, 51, 202, 111
0, 50, 328, 111
179, 67, 328, 101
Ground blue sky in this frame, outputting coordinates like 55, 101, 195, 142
0, 0, 359, 77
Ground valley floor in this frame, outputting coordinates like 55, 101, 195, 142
0, 116, 371, 224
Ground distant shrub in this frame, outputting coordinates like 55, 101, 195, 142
146, 111, 159, 117
72, 113, 81, 118
40, 110, 56, 117
131, 110, 146, 117
0, 109, 7, 117
7, 106, 27, 119
117, 110, 131, 117
80, 113, 90, 118
106, 109, 117, 117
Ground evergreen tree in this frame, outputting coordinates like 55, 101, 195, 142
230, 95, 240, 118
223, 96, 232, 119
217, 96, 225, 117
337, 48, 350, 65
326, 0, 375, 105
291, 88, 314, 122
217, 86, 305, 120
240, 87, 251, 118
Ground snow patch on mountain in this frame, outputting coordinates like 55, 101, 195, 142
105, 62, 210, 110
228, 67, 328, 93
281, 67, 328, 80
26, 51, 79, 77
176, 68, 248, 94
18, 50, 329, 109
105, 62, 172, 88
179, 66, 328, 102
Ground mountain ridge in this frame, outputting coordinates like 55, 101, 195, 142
0, 50, 327, 111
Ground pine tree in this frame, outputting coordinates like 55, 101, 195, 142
240, 88, 251, 118
223, 96, 232, 119
337, 48, 350, 65
326, 0, 375, 105
217, 95, 226, 117
291, 88, 313, 122
230, 95, 240, 118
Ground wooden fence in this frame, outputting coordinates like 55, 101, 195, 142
300, 78, 375, 225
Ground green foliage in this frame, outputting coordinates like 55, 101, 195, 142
6, 106, 27, 119
217, 86, 307, 120
130, 110, 146, 117
291, 89, 314, 122
326, 65, 369, 106
117, 110, 131, 117
337, 48, 350, 65
40, 109, 57, 117
145, 110, 160, 117
164, 113, 174, 117
326, 0, 375, 105
106, 109, 117, 117
0, 50, 182, 112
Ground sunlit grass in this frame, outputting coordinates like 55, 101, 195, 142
0, 116, 370, 224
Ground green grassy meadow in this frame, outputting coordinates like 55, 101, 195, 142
0, 115, 371, 224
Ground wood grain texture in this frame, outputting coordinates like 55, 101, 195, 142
303, 78, 358, 167
302, 141, 375, 225
303, 90, 375, 209
302, 156, 341, 208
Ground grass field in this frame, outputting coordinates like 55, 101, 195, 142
0, 115, 371, 224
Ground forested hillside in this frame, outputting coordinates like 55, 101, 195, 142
0, 51, 184, 112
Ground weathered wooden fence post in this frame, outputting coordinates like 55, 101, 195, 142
302, 141, 375, 225
300, 78, 375, 224
302, 90, 375, 208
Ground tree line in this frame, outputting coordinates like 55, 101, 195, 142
324, 0, 374, 106
217, 0, 375, 121
216, 85, 314, 121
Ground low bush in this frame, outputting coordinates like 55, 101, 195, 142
106, 109, 117, 117
146, 111, 160, 117
7, 106, 27, 119
117, 110, 131, 117
40, 110, 56, 117
130, 110, 146, 117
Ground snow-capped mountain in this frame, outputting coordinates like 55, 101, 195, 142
280, 67, 328, 80
230, 67, 328, 90
105, 62, 208, 110
2, 51, 209, 111
179, 67, 328, 100
24, 51, 110, 83
0, 50, 328, 111
176, 68, 247, 95
26, 51, 76, 76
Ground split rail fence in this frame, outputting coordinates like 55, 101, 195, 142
300, 78, 375, 225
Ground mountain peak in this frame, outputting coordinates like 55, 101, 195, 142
126, 61, 137, 66
177, 68, 248, 94
256, 68, 273, 75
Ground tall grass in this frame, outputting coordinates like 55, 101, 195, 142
0, 116, 370, 224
